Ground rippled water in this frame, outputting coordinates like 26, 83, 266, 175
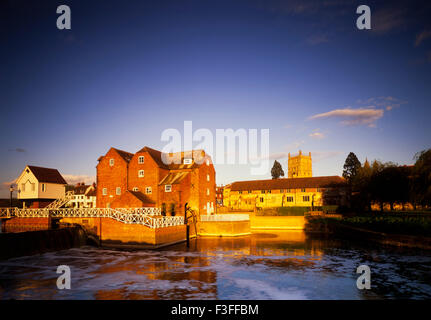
0, 231, 430, 299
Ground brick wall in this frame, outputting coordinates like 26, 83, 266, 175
96, 148, 129, 208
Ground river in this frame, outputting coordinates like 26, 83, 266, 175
0, 231, 430, 299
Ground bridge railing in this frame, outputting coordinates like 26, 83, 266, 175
0, 208, 15, 218
200, 214, 250, 222
0, 207, 180, 228
113, 207, 161, 216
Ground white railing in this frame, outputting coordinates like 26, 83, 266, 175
112, 207, 161, 216
0, 208, 15, 218
200, 214, 250, 222
0, 207, 180, 228
44, 191, 74, 209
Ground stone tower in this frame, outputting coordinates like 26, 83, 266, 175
288, 150, 312, 178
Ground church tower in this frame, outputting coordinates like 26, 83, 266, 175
288, 150, 312, 178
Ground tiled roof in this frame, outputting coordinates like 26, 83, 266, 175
113, 148, 134, 163
128, 190, 156, 204
86, 189, 97, 197
27, 166, 67, 184
159, 171, 190, 185
73, 185, 89, 195
138, 146, 207, 170
230, 176, 345, 191
137, 146, 169, 169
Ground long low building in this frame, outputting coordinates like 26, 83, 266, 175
223, 176, 347, 210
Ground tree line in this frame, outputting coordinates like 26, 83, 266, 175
342, 149, 431, 212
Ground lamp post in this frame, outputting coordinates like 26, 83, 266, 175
9, 185, 14, 208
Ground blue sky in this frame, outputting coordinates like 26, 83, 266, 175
1, 0, 431, 197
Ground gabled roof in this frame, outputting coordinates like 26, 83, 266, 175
128, 190, 156, 204
230, 176, 345, 191
27, 166, 67, 184
113, 148, 134, 163
138, 146, 207, 170
73, 184, 89, 195
137, 146, 169, 169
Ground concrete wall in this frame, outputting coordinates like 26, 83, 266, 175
250, 216, 305, 230
198, 220, 251, 237
61, 216, 186, 246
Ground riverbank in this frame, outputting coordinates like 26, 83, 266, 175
305, 216, 431, 250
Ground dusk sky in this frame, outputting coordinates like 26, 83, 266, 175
1, 0, 431, 197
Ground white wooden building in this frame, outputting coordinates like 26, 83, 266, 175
15, 165, 67, 208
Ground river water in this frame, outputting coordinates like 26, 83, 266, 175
0, 231, 430, 299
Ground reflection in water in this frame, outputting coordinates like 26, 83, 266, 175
0, 231, 430, 299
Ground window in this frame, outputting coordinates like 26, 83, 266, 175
21, 183, 25, 192
207, 174, 210, 181
145, 187, 152, 194
116, 187, 121, 195
138, 156, 145, 164
207, 188, 210, 196
301, 188, 306, 192
268, 190, 271, 194
261, 190, 265, 194
303, 195, 310, 202
248, 190, 252, 194
184, 158, 192, 164
133, 187, 139, 192
317, 188, 322, 192
286, 189, 291, 193
138, 170, 144, 178
287, 196, 294, 202
31, 183, 35, 191
102, 188, 107, 195
206, 159, 210, 166
280, 189, 284, 193
239, 191, 243, 194
42, 183, 46, 192
165, 184, 172, 192
109, 159, 114, 166
260, 197, 264, 203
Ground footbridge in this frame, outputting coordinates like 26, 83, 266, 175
0, 207, 188, 247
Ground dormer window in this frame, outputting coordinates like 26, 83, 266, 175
133, 187, 139, 192
109, 159, 114, 166
138, 156, 145, 164
183, 158, 192, 165
165, 185, 172, 192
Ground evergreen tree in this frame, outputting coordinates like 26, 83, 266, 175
271, 160, 285, 179
342, 152, 362, 183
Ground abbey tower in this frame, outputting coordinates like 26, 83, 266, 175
288, 151, 312, 178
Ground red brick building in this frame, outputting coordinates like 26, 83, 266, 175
96, 146, 216, 215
